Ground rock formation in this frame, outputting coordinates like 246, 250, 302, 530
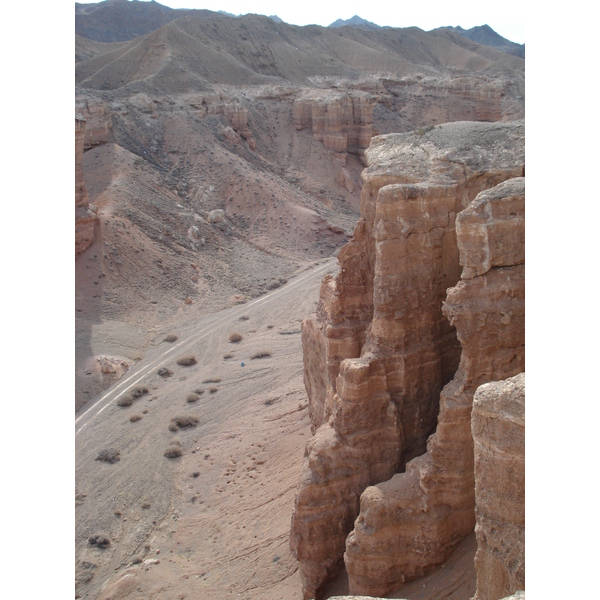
472, 373, 525, 600
75, 115, 98, 258
290, 122, 524, 600
344, 176, 525, 596
293, 91, 376, 163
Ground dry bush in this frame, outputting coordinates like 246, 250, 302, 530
117, 395, 133, 407
251, 350, 272, 359
202, 377, 222, 383
88, 535, 110, 547
164, 334, 178, 343
170, 416, 200, 430
209, 386, 218, 393
186, 393, 199, 403
168, 422, 178, 432
95, 448, 120, 464
117, 386, 148, 407
229, 332, 243, 343
239, 315, 250, 321
164, 446, 183, 458
129, 414, 142, 422
176, 355, 197, 366
223, 353, 233, 360
193, 389, 205, 395
157, 367, 173, 378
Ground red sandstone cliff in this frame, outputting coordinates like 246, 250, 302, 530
290, 122, 524, 599
472, 372, 525, 600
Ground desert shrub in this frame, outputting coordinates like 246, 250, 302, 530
176, 355, 197, 366
164, 334, 178, 343
141, 502, 151, 509
168, 422, 178, 432
229, 332, 243, 343
223, 353, 233, 360
88, 535, 110, 548
117, 386, 148, 407
164, 446, 183, 458
95, 448, 120, 464
186, 393, 199, 403
251, 350, 272, 359
129, 414, 142, 422
193, 389, 205, 395
209, 386, 218, 393
239, 315, 250, 321
191, 472, 200, 478
202, 377, 222, 383
117, 396, 133, 407
157, 367, 173, 378
131, 387, 149, 398
171, 416, 199, 429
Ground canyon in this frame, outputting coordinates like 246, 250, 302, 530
75, 5, 525, 600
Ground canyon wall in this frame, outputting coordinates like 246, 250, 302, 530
290, 122, 524, 599
293, 91, 376, 163
472, 373, 525, 600
75, 115, 98, 258
344, 176, 525, 596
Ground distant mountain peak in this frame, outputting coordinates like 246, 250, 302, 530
328, 15, 381, 30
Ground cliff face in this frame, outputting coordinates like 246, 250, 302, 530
344, 176, 525, 595
293, 91, 376, 163
75, 115, 98, 258
290, 122, 524, 600
472, 373, 525, 600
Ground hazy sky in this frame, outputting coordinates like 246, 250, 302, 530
77, 0, 525, 44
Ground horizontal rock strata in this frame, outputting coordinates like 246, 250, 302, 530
293, 91, 375, 162
344, 176, 525, 596
472, 372, 525, 600
291, 122, 524, 600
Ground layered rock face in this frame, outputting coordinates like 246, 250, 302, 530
291, 122, 524, 599
344, 176, 525, 596
75, 115, 98, 258
472, 373, 525, 600
293, 91, 375, 162
76, 98, 112, 149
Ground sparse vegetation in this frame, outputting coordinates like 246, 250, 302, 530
129, 414, 142, 422
239, 315, 250, 321
164, 446, 183, 458
202, 377, 222, 383
170, 416, 200, 430
88, 535, 110, 548
186, 393, 199, 403
164, 334, 178, 343
251, 350, 272, 359
192, 472, 200, 478
95, 448, 121, 463
229, 332, 243, 343
116, 386, 148, 407
193, 389, 205, 395
176, 355, 197, 366
223, 353, 233, 360
158, 367, 173, 378
209, 386, 219, 393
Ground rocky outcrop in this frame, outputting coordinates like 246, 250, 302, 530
344, 176, 525, 596
472, 373, 525, 600
76, 115, 98, 258
76, 99, 112, 149
293, 91, 375, 162
290, 121, 524, 600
